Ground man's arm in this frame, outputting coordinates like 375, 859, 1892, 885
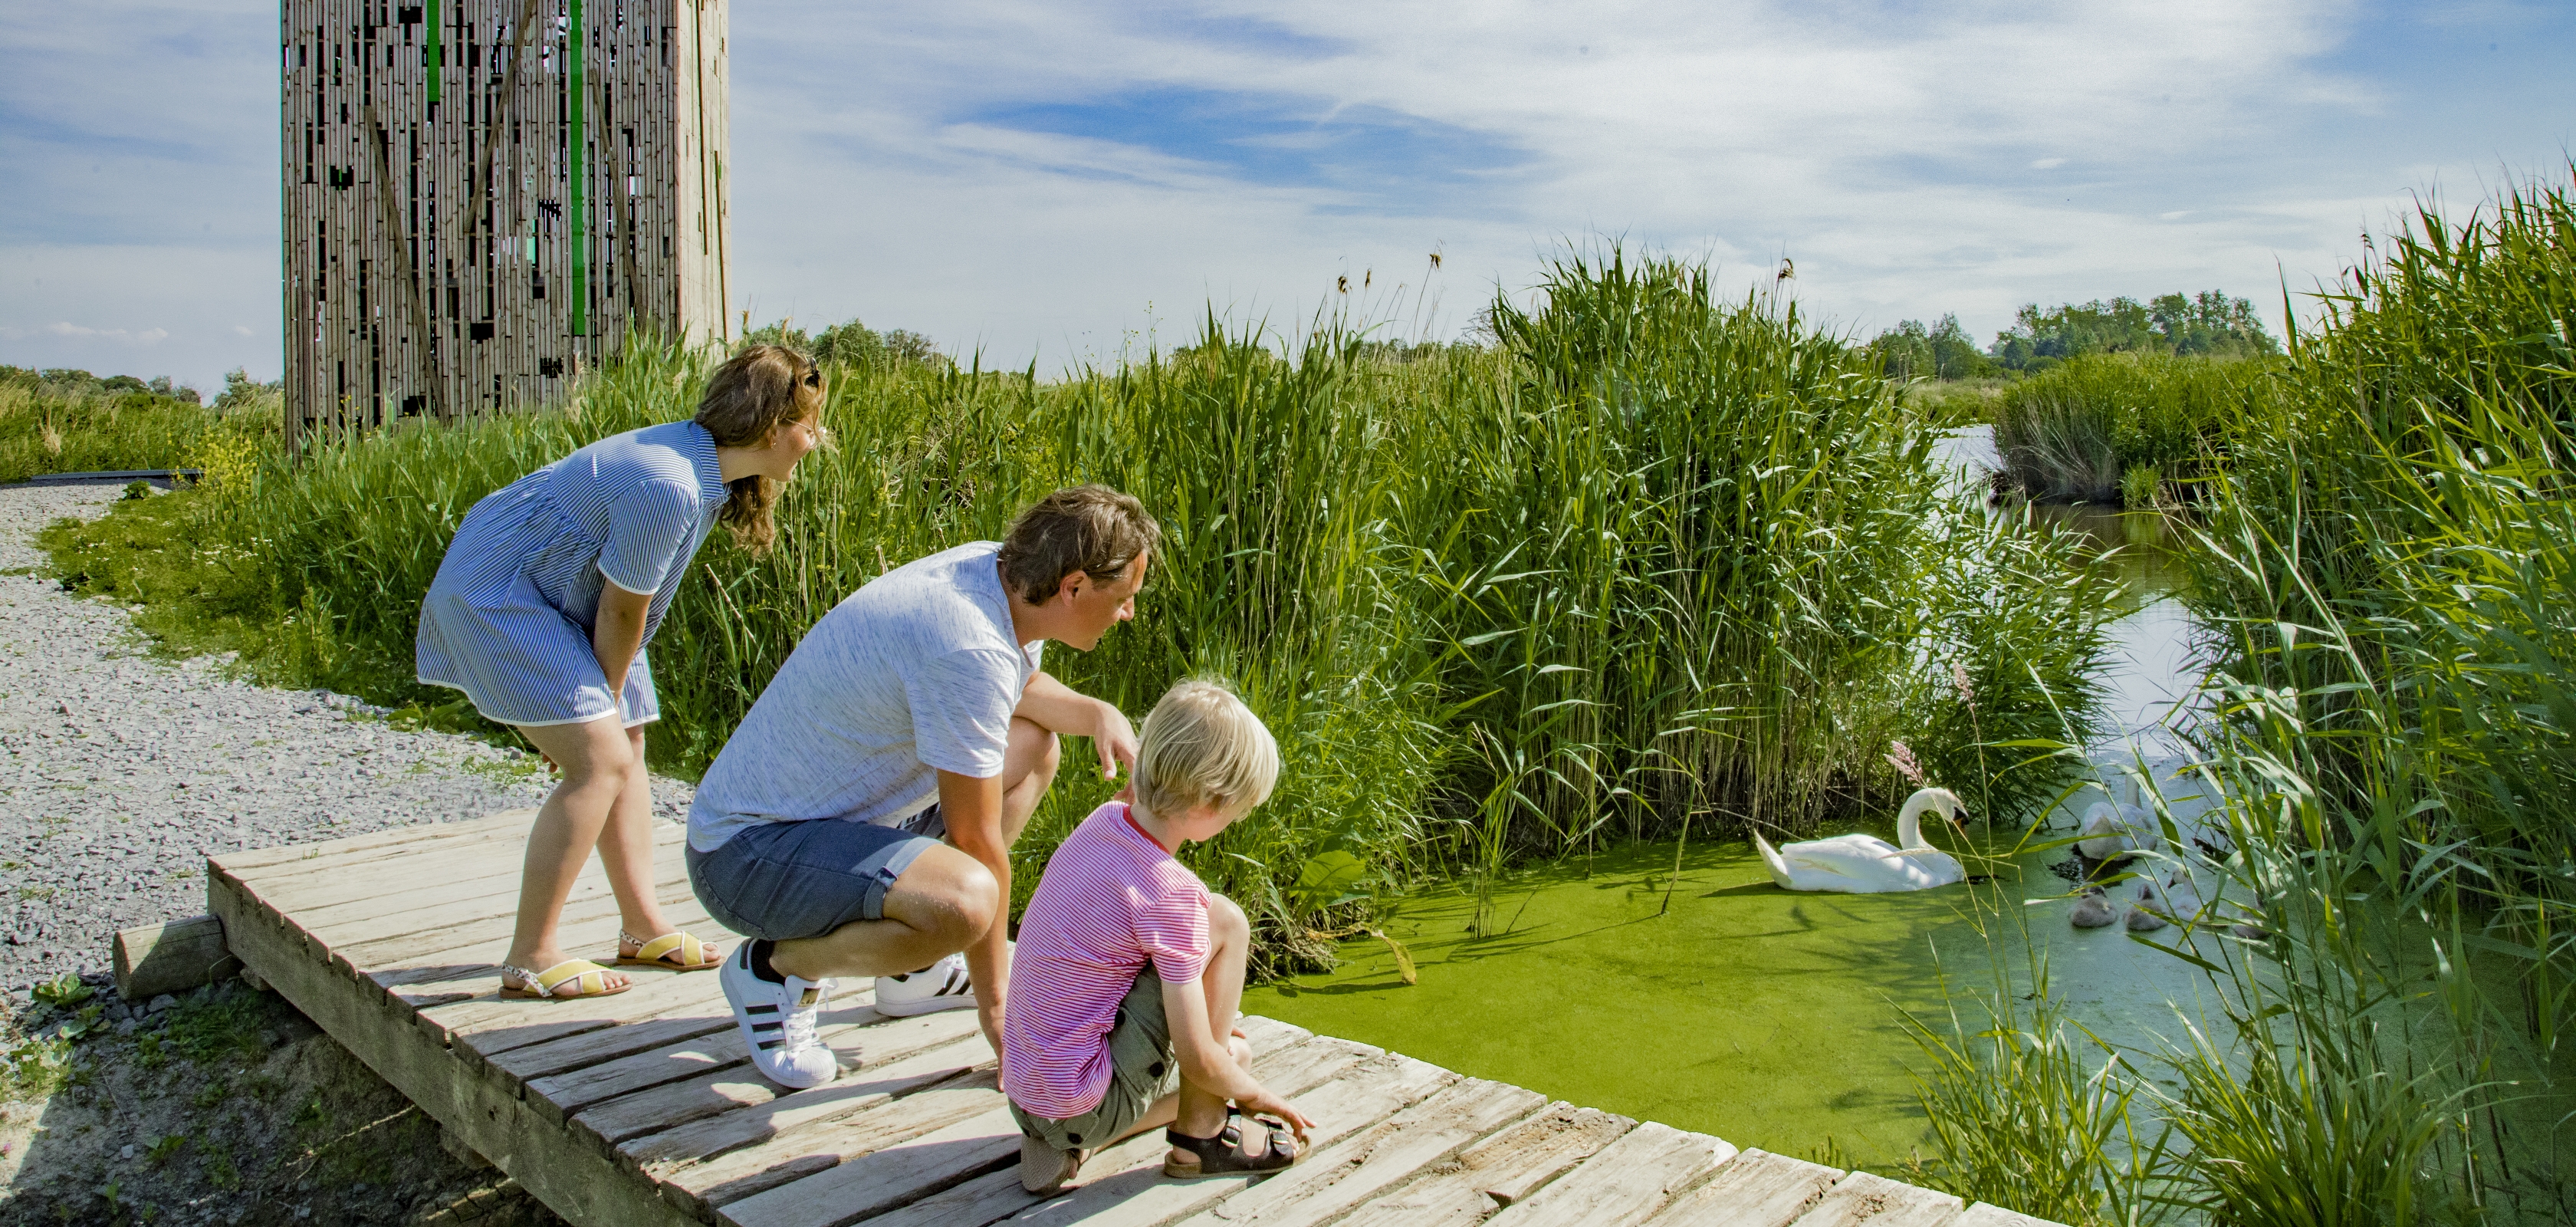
1161, 974, 1314, 1141
1014, 670, 1138, 779
938, 766, 1012, 1055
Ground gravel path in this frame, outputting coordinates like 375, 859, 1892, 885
0, 482, 694, 997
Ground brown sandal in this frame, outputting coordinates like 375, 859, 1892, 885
1163, 1112, 1300, 1178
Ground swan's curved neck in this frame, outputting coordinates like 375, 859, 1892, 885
1897, 791, 1942, 850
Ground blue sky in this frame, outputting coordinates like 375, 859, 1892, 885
3, 1, 2570, 389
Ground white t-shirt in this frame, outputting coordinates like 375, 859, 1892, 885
688, 541, 1043, 852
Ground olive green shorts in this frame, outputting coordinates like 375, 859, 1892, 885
1010, 968, 1181, 1152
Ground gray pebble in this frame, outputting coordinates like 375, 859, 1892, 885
0, 484, 696, 993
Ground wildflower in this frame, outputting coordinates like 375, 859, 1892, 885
1886, 741, 1926, 785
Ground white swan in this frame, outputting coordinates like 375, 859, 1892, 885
2077, 802, 2160, 861
1752, 788, 1968, 893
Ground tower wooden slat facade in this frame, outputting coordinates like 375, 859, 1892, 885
281, 0, 730, 445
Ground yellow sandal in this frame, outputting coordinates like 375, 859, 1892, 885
499, 959, 632, 1000
614, 929, 724, 972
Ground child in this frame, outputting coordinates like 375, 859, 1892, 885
416, 345, 825, 1001
1002, 679, 1317, 1193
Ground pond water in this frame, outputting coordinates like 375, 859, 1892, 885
1245, 426, 2216, 1163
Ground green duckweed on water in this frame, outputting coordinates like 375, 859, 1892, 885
1244, 827, 2214, 1166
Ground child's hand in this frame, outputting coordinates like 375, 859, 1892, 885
1239, 1090, 1314, 1146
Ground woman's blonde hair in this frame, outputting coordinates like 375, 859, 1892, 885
694, 344, 824, 554
1133, 679, 1280, 823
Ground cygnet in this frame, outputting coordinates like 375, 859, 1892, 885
2069, 886, 2118, 929
2124, 879, 2170, 932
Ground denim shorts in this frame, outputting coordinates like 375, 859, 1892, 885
1010, 969, 1181, 1152
687, 805, 946, 942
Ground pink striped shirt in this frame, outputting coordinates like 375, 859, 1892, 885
1002, 801, 1210, 1120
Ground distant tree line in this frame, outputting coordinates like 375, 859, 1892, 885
741, 318, 951, 371
2, 365, 210, 405
1868, 291, 2280, 380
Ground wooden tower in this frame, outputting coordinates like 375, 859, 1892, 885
281, 1, 731, 444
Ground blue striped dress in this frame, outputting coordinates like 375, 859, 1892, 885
416, 419, 729, 728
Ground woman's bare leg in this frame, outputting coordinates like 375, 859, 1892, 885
509, 715, 642, 987
594, 725, 707, 964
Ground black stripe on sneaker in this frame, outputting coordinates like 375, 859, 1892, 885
746, 1004, 778, 1016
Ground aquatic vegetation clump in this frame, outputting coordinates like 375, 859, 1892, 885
1992, 351, 2277, 504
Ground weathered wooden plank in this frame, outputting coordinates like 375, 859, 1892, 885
619, 1032, 993, 1172
717, 1032, 1369, 1227
1786, 1172, 1965, 1227
302, 859, 650, 953
347, 877, 704, 986
328, 857, 692, 967
665, 1061, 1003, 1217
215, 808, 532, 875
222, 832, 556, 921
1332, 1104, 1635, 1227
211, 868, 695, 1227
1161, 1077, 1547, 1227
1641, 1149, 1843, 1227
554, 1006, 981, 1137
1000, 1052, 1459, 1227
1484, 1121, 1734, 1227
525, 995, 898, 1124
485, 998, 741, 1085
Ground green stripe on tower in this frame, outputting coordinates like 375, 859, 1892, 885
427, 1, 441, 103
570, 0, 587, 337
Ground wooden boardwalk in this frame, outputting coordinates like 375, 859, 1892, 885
207, 811, 2062, 1227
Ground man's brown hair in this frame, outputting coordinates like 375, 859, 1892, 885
996, 485, 1161, 604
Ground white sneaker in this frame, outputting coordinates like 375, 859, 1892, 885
721, 943, 838, 1089
875, 951, 980, 1018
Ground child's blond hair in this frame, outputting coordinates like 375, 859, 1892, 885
1133, 679, 1280, 822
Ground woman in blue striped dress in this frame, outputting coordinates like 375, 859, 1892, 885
417, 345, 826, 1000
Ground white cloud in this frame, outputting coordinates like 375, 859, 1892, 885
737, 1, 2401, 352
5, 0, 2570, 384
1, 321, 169, 346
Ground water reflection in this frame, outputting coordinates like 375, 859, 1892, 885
1938, 426, 2200, 742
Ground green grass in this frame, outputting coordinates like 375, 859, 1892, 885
0, 373, 275, 485
43, 248, 2114, 974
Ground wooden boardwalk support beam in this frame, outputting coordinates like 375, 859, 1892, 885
205, 814, 2068, 1227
